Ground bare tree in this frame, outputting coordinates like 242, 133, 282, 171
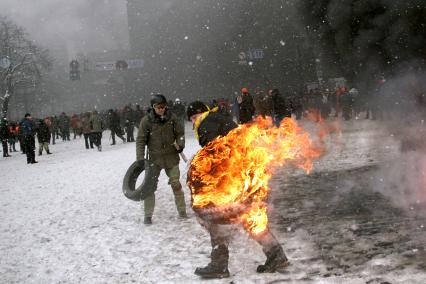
0, 16, 52, 119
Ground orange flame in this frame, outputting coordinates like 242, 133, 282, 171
187, 116, 324, 236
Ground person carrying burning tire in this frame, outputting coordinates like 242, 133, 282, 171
186, 101, 289, 279
136, 94, 187, 225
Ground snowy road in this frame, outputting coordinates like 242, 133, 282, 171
1, 120, 426, 283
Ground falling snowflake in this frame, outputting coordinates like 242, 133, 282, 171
280, 40, 286, 46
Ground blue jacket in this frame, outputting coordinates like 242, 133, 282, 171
20, 118, 36, 136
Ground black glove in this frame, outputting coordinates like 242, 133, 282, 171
136, 159, 145, 167
176, 147, 184, 153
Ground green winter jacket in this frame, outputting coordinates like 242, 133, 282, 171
136, 109, 185, 169
81, 114, 92, 134
89, 112, 103, 133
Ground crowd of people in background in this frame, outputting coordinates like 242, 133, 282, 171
0, 83, 386, 164
0, 103, 147, 163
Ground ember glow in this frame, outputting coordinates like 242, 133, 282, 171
187, 116, 324, 235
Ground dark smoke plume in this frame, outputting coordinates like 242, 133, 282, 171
298, 0, 426, 89
298, 1, 426, 211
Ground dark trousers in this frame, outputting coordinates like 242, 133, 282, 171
23, 135, 36, 163
91, 132, 102, 147
8, 139, 16, 151
61, 129, 70, 141
111, 128, 125, 144
19, 137, 25, 153
1, 140, 8, 156
83, 133, 93, 149
126, 127, 135, 142
51, 132, 56, 144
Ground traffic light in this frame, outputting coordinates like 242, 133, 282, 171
70, 60, 80, 80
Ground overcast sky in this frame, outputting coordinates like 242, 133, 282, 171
0, 0, 129, 59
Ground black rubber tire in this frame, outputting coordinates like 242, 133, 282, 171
122, 161, 145, 201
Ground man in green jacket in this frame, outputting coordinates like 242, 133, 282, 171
136, 94, 187, 225
89, 110, 103, 151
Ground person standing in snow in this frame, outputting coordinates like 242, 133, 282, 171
37, 118, 52, 155
89, 110, 103, 151
133, 104, 145, 128
186, 100, 289, 279
270, 88, 291, 126
81, 112, 93, 149
70, 114, 81, 139
58, 112, 71, 141
7, 121, 19, 152
0, 118, 11, 158
107, 109, 126, 145
237, 87, 255, 124
136, 94, 187, 225
50, 115, 59, 144
172, 98, 186, 125
20, 113, 38, 164
123, 105, 135, 142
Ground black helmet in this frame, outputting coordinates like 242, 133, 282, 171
150, 94, 167, 107
187, 101, 209, 120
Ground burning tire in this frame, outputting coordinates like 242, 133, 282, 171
122, 160, 145, 201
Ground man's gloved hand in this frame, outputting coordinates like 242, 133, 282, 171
172, 142, 184, 153
136, 159, 145, 167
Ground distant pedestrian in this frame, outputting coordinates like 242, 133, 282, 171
237, 87, 255, 124
107, 109, 125, 145
37, 118, 52, 155
89, 111, 104, 151
58, 112, 71, 141
172, 98, 186, 124
0, 118, 11, 158
271, 89, 291, 126
50, 115, 59, 144
20, 113, 37, 164
81, 112, 93, 149
7, 121, 19, 152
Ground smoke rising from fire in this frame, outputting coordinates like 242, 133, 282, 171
297, 1, 426, 210
297, 0, 426, 88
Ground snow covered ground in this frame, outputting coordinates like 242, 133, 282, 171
1, 119, 426, 283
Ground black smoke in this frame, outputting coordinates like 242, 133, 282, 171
298, 0, 426, 90
298, 1, 426, 211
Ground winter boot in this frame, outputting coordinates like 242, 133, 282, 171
178, 211, 188, 219
257, 245, 289, 273
195, 244, 230, 279
144, 216, 152, 225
